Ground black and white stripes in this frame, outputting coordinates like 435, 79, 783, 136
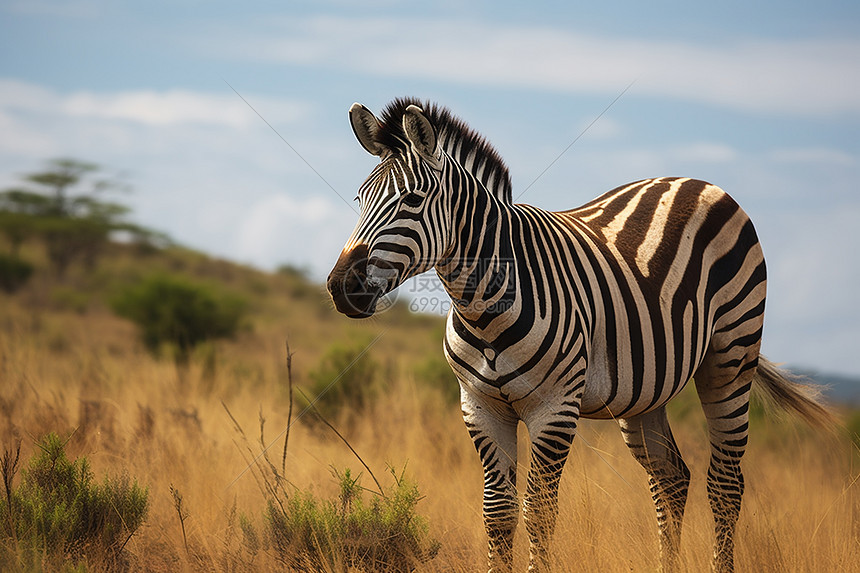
326, 98, 831, 573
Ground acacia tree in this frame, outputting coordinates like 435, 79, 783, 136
0, 158, 166, 276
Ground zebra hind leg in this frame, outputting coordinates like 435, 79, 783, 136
694, 349, 756, 573
619, 407, 691, 572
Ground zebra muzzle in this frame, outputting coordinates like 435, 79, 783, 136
327, 244, 393, 318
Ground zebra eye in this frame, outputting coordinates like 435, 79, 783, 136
402, 192, 423, 208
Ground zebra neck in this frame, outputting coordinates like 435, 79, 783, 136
439, 135, 512, 202
435, 194, 519, 324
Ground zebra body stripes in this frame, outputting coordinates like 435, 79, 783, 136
326, 98, 830, 572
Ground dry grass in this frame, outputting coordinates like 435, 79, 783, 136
1, 279, 858, 572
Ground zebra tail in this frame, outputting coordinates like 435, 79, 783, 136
753, 356, 838, 430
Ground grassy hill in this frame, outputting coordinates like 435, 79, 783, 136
2, 237, 451, 387
1, 239, 858, 572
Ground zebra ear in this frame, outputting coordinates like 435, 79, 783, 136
402, 105, 440, 163
349, 103, 385, 156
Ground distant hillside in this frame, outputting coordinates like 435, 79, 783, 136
0, 235, 450, 388
797, 369, 860, 406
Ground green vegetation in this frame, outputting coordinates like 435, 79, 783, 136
414, 355, 460, 404
304, 339, 382, 422
263, 467, 439, 572
0, 434, 149, 572
0, 254, 33, 294
110, 274, 248, 363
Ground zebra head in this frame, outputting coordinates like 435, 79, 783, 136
327, 101, 451, 318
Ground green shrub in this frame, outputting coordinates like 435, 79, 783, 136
275, 264, 317, 300
303, 340, 380, 422
414, 355, 460, 404
50, 286, 90, 314
264, 467, 439, 572
0, 433, 149, 571
0, 254, 33, 294
110, 274, 247, 362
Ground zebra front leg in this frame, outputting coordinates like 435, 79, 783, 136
523, 409, 578, 572
462, 388, 520, 573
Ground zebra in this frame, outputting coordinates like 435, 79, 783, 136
326, 98, 831, 572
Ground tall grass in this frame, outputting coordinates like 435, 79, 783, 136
0, 254, 857, 572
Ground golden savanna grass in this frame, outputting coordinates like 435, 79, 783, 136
1, 247, 858, 572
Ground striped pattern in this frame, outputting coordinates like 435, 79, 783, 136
441, 175, 763, 573
327, 98, 812, 573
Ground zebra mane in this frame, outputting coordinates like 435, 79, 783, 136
376, 97, 513, 202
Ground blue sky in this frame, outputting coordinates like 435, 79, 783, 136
1, 0, 859, 377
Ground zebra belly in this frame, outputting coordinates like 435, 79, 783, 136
577, 305, 703, 420
578, 368, 692, 420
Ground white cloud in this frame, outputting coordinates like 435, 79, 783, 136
0, 79, 58, 113
0, 79, 309, 128
0, 110, 57, 156
211, 17, 860, 116
65, 89, 309, 128
234, 194, 356, 276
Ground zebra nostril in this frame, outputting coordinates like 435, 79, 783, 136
326, 245, 381, 318
345, 266, 366, 290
